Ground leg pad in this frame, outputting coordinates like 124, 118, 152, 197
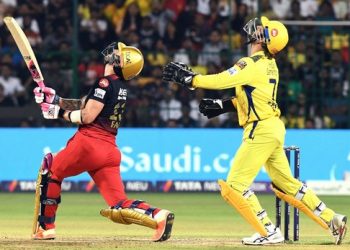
100, 208, 157, 229
272, 184, 328, 229
218, 179, 268, 236
33, 153, 60, 236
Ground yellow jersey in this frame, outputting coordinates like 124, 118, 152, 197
193, 51, 281, 127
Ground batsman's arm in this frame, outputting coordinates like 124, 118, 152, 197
60, 98, 103, 124
58, 96, 87, 110
192, 57, 254, 89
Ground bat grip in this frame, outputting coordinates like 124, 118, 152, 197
36, 81, 45, 88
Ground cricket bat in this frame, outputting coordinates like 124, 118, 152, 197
3, 16, 45, 88
4, 16, 45, 236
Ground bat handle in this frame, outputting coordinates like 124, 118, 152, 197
36, 81, 45, 88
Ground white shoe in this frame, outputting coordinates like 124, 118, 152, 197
152, 209, 174, 242
242, 226, 284, 245
329, 214, 347, 245
32, 226, 56, 240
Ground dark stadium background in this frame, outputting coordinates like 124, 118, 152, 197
0, 0, 349, 128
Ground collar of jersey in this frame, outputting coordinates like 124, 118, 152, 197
250, 51, 265, 57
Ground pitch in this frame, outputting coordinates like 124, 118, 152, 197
0, 193, 349, 249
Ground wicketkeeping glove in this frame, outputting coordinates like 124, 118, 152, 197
199, 98, 236, 119
162, 62, 197, 89
33, 86, 60, 104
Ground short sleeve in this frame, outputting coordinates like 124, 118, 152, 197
86, 77, 111, 104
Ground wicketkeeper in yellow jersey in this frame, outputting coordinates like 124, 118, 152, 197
163, 16, 347, 245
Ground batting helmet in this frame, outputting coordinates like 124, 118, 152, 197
243, 16, 289, 55
101, 42, 144, 80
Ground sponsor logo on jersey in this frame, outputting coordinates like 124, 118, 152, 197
118, 88, 127, 100
235, 60, 247, 70
271, 28, 278, 37
227, 67, 237, 75
98, 78, 109, 88
94, 88, 106, 99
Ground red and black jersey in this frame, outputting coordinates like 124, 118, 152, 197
79, 74, 128, 138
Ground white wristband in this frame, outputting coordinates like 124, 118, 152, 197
69, 110, 82, 124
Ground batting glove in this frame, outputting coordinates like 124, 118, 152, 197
41, 103, 61, 119
33, 86, 60, 104
162, 62, 197, 89
33, 87, 44, 104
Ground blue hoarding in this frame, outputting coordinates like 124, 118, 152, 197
0, 128, 349, 182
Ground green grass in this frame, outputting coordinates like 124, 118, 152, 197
0, 193, 349, 249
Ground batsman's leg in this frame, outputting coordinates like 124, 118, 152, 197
100, 200, 175, 241
90, 167, 174, 242
32, 153, 61, 240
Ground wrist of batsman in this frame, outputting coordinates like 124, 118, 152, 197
58, 108, 65, 118
68, 110, 83, 124
52, 94, 60, 105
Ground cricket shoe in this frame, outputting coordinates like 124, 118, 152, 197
152, 209, 174, 242
329, 214, 347, 245
32, 226, 56, 240
242, 226, 284, 245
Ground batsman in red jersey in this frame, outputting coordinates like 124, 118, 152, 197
32, 42, 174, 241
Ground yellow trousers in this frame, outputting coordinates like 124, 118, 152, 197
226, 116, 334, 225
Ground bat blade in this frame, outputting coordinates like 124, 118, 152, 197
3, 16, 45, 88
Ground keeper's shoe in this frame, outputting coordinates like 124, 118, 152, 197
152, 209, 174, 242
242, 226, 284, 245
329, 214, 347, 245
32, 226, 56, 240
